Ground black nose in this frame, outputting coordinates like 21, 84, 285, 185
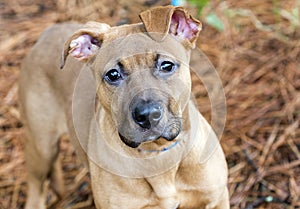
132, 100, 163, 129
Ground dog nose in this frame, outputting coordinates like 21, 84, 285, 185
132, 100, 163, 129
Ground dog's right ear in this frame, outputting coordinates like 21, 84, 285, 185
60, 21, 110, 69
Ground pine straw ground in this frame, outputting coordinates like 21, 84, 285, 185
0, 0, 299, 208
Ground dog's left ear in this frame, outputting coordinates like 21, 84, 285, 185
139, 6, 202, 48
61, 21, 110, 69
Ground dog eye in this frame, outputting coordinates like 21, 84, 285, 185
159, 61, 176, 73
104, 69, 123, 85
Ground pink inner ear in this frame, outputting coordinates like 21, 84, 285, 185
69, 35, 100, 61
170, 11, 199, 40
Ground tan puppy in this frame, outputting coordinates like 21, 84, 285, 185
19, 6, 229, 209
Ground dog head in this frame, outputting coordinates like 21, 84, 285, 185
62, 6, 201, 150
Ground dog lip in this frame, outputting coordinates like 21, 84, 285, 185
118, 132, 164, 148
118, 133, 141, 148
162, 132, 179, 141
118, 120, 181, 148
161, 122, 182, 141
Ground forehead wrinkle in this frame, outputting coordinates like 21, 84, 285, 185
119, 53, 156, 73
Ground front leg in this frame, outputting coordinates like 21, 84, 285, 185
90, 160, 180, 209
210, 187, 229, 209
145, 168, 179, 209
142, 203, 179, 209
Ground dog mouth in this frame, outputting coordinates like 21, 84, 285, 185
119, 133, 143, 148
118, 120, 181, 148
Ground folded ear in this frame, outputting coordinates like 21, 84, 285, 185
61, 21, 110, 69
139, 6, 201, 48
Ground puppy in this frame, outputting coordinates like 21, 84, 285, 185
19, 5, 229, 209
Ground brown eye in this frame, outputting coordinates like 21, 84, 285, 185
104, 69, 123, 85
160, 61, 175, 72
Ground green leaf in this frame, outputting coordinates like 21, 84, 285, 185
189, 0, 210, 15
205, 12, 224, 31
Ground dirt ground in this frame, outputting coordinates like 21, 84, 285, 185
0, 0, 299, 208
